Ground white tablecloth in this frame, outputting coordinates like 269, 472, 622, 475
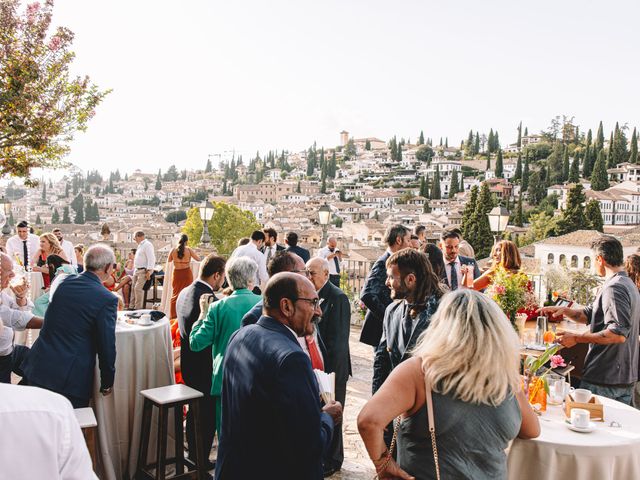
159, 260, 200, 317
508, 396, 640, 480
94, 312, 174, 480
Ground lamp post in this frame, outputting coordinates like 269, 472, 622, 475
198, 201, 214, 246
318, 203, 331, 247
0, 196, 11, 236
487, 206, 510, 243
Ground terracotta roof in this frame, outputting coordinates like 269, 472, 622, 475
534, 230, 603, 246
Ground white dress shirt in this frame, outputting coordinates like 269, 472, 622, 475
0, 384, 97, 479
230, 242, 268, 287
282, 323, 323, 364
6, 234, 40, 268
134, 239, 156, 271
0, 291, 35, 356
445, 256, 463, 288
317, 246, 341, 275
60, 239, 77, 267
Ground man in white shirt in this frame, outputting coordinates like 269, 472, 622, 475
132, 231, 156, 309
5, 220, 40, 268
52, 228, 78, 267
230, 230, 268, 293
316, 237, 343, 287
0, 253, 43, 383
0, 383, 97, 479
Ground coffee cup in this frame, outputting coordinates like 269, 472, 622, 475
570, 408, 590, 429
574, 388, 592, 403
138, 313, 152, 326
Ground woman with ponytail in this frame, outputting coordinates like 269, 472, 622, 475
168, 234, 201, 319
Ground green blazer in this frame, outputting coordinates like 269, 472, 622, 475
189, 289, 261, 395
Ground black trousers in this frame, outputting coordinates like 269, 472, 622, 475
186, 393, 216, 464
323, 377, 347, 471
329, 275, 341, 288
0, 345, 29, 384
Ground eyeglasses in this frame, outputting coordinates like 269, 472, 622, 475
291, 297, 320, 308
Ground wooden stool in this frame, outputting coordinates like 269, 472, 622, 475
136, 384, 206, 480
74, 407, 98, 471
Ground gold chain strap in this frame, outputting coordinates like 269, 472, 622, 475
373, 417, 400, 479
429, 426, 441, 480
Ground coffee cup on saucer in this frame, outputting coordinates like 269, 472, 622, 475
574, 389, 592, 403
570, 408, 590, 429
138, 313, 152, 326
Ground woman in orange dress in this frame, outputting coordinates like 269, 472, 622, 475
470, 239, 522, 291
168, 234, 201, 319
32, 233, 69, 289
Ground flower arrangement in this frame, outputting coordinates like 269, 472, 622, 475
486, 266, 538, 329
524, 345, 566, 411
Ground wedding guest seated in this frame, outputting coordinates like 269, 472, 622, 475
0, 383, 97, 479
103, 262, 132, 308
23, 244, 117, 408
359, 289, 540, 480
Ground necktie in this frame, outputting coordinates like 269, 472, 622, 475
402, 304, 413, 347
306, 335, 324, 370
266, 246, 272, 264
22, 240, 28, 267
449, 262, 458, 290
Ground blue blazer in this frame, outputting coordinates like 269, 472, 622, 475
24, 271, 117, 402
285, 245, 311, 264
215, 316, 333, 480
359, 251, 392, 346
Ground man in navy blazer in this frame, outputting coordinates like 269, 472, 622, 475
440, 228, 480, 290
359, 224, 412, 347
215, 273, 342, 480
23, 244, 117, 408
284, 231, 310, 263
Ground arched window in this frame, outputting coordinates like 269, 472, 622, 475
547, 253, 554, 265
584, 256, 591, 269
571, 255, 578, 268
559, 254, 567, 267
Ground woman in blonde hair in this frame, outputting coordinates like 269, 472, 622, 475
358, 289, 539, 479
32, 233, 69, 289
470, 239, 522, 291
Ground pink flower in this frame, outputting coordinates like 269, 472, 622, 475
550, 355, 566, 369
48, 36, 62, 51
495, 285, 506, 295
26, 3, 41, 22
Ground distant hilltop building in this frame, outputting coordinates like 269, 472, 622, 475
340, 130, 349, 146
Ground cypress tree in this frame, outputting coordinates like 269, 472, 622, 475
631, 128, 638, 164
562, 147, 570, 182
474, 133, 480, 155
461, 185, 479, 237
445, 137, 448, 148
596, 121, 605, 152
466, 130, 474, 151
555, 184, 587, 235
524, 126, 528, 136
607, 132, 615, 168
582, 145, 593, 179
449, 169, 459, 198
155, 170, 162, 190
495, 149, 504, 178
586, 128, 593, 148
514, 153, 522, 182
569, 153, 580, 183
328, 151, 337, 178
205, 158, 212, 172
517, 121, 522, 147
486, 153, 491, 171
418, 131, 424, 146
74, 203, 85, 224
522, 152, 530, 191
590, 150, 610, 191
419, 176, 427, 197
612, 122, 629, 166
62, 206, 71, 224
469, 183, 495, 259
296, 181, 301, 193
514, 192, 524, 227
51, 208, 60, 224
431, 167, 441, 199
35, 214, 42, 225
488, 130, 495, 153
365, 139, 371, 150
494, 132, 500, 151
585, 200, 604, 232
459, 172, 465, 192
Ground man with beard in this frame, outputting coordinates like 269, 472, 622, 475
439, 228, 480, 291
372, 248, 445, 395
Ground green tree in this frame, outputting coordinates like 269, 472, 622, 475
74, 202, 84, 224
611, 122, 629, 166
474, 132, 480, 155
61, 206, 71, 224
328, 151, 337, 178
517, 121, 522, 147
41, 183, 46, 202
418, 131, 424, 146
607, 132, 615, 168
467, 182, 494, 259
488, 129, 495, 153
419, 176, 428, 197
595, 121, 605, 152
495, 149, 504, 178
520, 212, 559, 246
590, 150, 610, 191
155, 170, 162, 190
449, 169, 459, 198
522, 152, 530, 191
415, 145, 434, 163
465, 130, 474, 157
344, 139, 356, 159
561, 146, 570, 182
0, 1, 110, 185
165, 210, 187, 224
582, 145, 593, 179
585, 200, 604, 232
555, 184, 587, 235
527, 171, 545, 204
431, 167, 441, 199
547, 143, 564, 183
182, 202, 261, 256
163, 165, 179, 182
461, 185, 478, 237
486, 153, 491, 171
569, 152, 580, 183
365, 139, 371, 150
630, 127, 638, 164
51, 208, 60, 224
514, 192, 524, 227
513, 153, 522, 182
35, 213, 42, 225
205, 158, 212, 172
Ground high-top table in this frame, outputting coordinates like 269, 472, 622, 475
508, 395, 640, 479
93, 311, 174, 480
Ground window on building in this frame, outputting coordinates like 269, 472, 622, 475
584, 256, 591, 269
559, 254, 567, 267
547, 253, 554, 265
571, 255, 578, 268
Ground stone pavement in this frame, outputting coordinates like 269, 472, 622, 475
328, 326, 376, 479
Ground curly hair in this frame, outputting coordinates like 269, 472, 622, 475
625, 254, 640, 289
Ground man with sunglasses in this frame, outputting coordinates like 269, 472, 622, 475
216, 273, 342, 480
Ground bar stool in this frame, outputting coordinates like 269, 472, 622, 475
136, 384, 206, 480
74, 407, 98, 471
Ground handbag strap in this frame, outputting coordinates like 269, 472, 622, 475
425, 380, 441, 480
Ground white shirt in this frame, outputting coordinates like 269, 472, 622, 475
6, 234, 40, 268
59, 239, 77, 267
230, 242, 268, 287
0, 384, 97, 479
0, 291, 35, 356
317, 246, 340, 275
445, 256, 463, 289
134, 239, 156, 270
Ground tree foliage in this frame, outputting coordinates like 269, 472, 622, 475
590, 150, 610, 191
0, 0, 110, 184
555, 184, 587, 236
585, 200, 603, 232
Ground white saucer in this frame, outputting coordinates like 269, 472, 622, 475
567, 421, 596, 433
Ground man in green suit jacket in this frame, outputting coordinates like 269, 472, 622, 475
190, 256, 261, 436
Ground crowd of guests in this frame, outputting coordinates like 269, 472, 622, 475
2, 219, 640, 479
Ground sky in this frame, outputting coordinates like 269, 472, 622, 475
39, 0, 640, 175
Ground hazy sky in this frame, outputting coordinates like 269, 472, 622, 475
46, 0, 640, 175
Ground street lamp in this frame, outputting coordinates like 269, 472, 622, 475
198, 201, 214, 246
487, 206, 510, 243
0, 196, 11, 235
318, 203, 331, 247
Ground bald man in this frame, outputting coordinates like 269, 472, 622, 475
316, 237, 342, 287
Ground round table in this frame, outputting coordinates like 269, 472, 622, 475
94, 311, 174, 480
508, 396, 640, 479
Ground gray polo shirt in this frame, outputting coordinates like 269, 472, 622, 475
582, 272, 640, 386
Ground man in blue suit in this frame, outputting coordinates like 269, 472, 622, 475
359, 224, 411, 347
440, 228, 480, 290
23, 244, 117, 408
284, 231, 310, 263
215, 272, 342, 480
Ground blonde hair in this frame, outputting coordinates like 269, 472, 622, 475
413, 289, 520, 406
41, 233, 64, 256
497, 240, 521, 271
